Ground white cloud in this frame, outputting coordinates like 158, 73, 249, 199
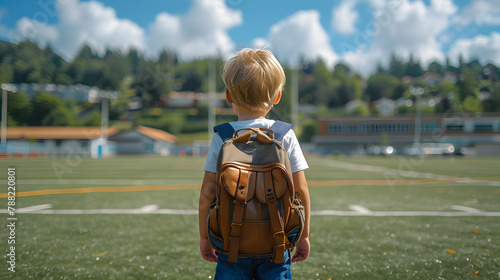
12, 0, 145, 59
332, 0, 359, 35
15, 17, 59, 45
147, 0, 242, 60
266, 10, 338, 68
10, 0, 241, 61
251, 37, 269, 49
341, 0, 458, 76
448, 32, 500, 66
456, 0, 500, 26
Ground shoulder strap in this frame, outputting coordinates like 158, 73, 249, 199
213, 123, 235, 142
270, 121, 293, 142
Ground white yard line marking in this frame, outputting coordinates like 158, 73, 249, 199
349, 205, 372, 214
310, 210, 500, 217
1, 205, 499, 216
451, 205, 481, 212
17, 204, 53, 212
139, 204, 158, 213
154, 209, 198, 215
0, 179, 201, 185
321, 159, 450, 180
320, 159, 500, 186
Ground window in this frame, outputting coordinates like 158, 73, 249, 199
360, 124, 370, 133
424, 123, 440, 133
346, 124, 357, 133
385, 124, 396, 133
474, 123, 493, 132
329, 124, 344, 134
372, 124, 383, 133
399, 123, 409, 133
446, 124, 463, 132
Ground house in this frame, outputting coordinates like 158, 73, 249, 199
443, 71, 458, 83
13, 83, 119, 103
422, 72, 440, 86
109, 125, 176, 156
373, 97, 395, 116
165, 91, 226, 109
345, 99, 369, 114
2, 126, 118, 158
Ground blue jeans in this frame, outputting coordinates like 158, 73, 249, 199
215, 250, 292, 280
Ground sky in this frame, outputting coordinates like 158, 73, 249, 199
0, 0, 499, 76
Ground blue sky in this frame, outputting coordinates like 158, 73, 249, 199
1, 0, 499, 75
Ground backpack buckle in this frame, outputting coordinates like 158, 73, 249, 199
273, 231, 285, 245
230, 223, 243, 237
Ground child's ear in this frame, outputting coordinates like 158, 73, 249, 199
273, 90, 282, 105
225, 88, 233, 104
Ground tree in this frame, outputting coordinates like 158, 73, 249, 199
364, 74, 399, 101
481, 83, 500, 112
388, 54, 405, 78
405, 54, 424, 77
457, 66, 477, 101
4, 91, 32, 126
299, 119, 317, 143
428, 61, 444, 75
29, 92, 75, 126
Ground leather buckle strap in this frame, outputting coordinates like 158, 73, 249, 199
230, 223, 242, 237
272, 231, 286, 263
228, 183, 248, 263
273, 231, 286, 245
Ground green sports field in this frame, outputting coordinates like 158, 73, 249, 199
0, 155, 499, 279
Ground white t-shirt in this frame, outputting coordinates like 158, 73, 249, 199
204, 119, 309, 173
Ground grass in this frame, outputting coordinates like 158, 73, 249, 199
0, 155, 499, 279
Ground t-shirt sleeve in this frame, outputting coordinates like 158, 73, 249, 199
204, 133, 223, 173
281, 129, 309, 173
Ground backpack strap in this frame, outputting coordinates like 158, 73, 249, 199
214, 123, 235, 142
270, 121, 293, 142
265, 171, 287, 264
228, 181, 249, 263
215, 121, 291, 142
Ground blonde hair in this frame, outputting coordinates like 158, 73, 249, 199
222, 48, 286, 111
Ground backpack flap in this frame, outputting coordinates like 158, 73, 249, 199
254, 168, 288, 203
220, 167, 255, 200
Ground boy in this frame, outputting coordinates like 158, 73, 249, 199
198, 48, 310, 279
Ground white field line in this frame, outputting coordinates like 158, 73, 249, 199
349, 205, 372, 214
320, 159, 500, 186
17, 204, 53, 213
451, 205, 481, 212
1, 204, 499, 216
310, 210, 500, 217
0, 179, 201, 185
321, 159, 450, 180
139, 204, 158, 213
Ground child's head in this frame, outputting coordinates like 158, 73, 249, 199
222, 48, 285, 111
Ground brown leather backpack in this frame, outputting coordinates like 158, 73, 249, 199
207, 122, 305, 264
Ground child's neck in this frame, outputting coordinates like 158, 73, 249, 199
238, 114, 266, 122
234, 105, 270, 121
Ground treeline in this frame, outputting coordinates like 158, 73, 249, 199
297, 55, 500, 115
0, 40, 499, 130
0, 40, 227, 108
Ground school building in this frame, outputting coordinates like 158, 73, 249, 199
313, 113, 500, 156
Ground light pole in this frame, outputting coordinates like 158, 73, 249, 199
1, 83, 18, 146
208, 57, 216, 142
409, 85, 424, 147
97, 89, 119, 141
291, 67, 299, 130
